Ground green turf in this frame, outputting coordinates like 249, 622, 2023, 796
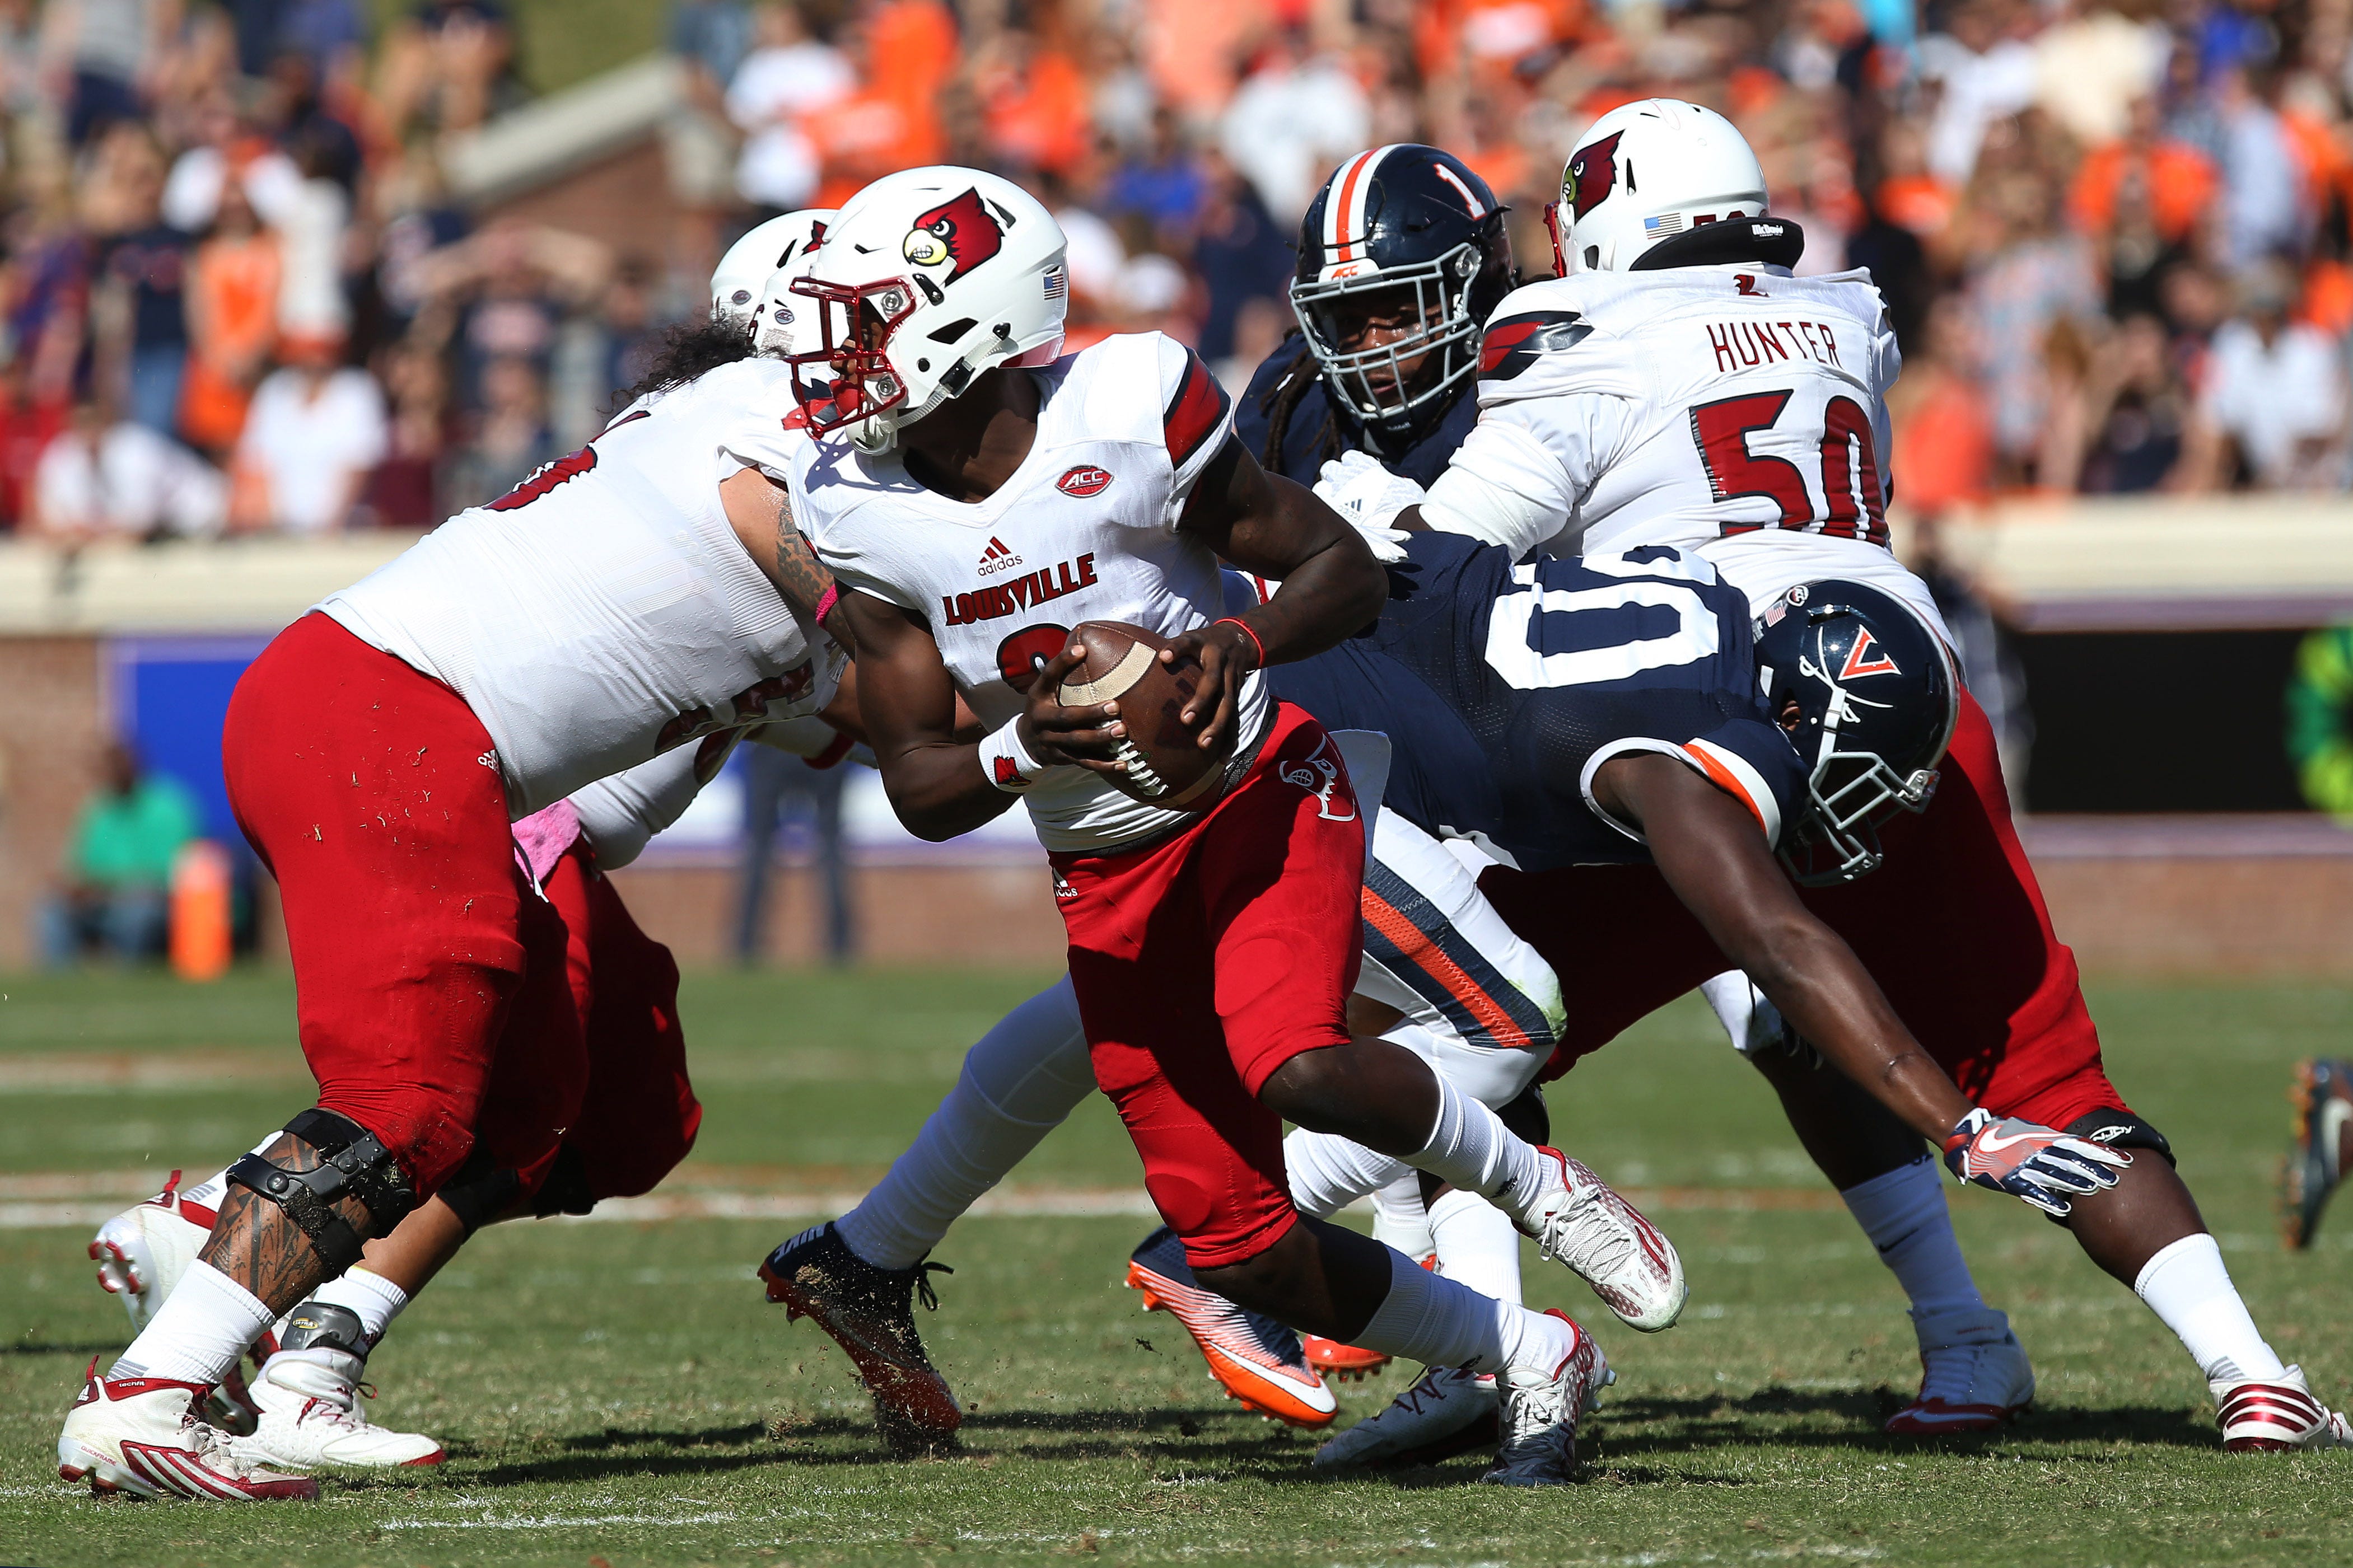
4, 967, 2351, 1565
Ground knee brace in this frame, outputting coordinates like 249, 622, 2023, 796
226, 1109, 419, 1275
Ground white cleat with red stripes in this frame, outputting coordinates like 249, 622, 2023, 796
90, 1171, 214, 1337
57, 1363, 316, 1501
1514, 1148, 1687, 1333
2215, 1365, 2353, 1453
88, 1173, 272, 1436
232, 1350, 447, 1471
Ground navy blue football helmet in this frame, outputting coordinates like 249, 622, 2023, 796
1291, 145, 1515, 434
1754, 581, 1959, 885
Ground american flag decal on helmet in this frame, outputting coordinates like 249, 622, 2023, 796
1043, 265, 1067, 301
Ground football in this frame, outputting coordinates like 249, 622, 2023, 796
1055, 620, 1235, 812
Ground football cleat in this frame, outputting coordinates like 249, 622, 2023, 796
1481, 1310, 1613, 1487
759, 1222, 961, 1456
2282, 1059, 2353, 1250
1125, 1226, 1338, 1427
1314, 1364, 1499, 1470
57, 1359, 316, 1501
88, 1171, 271, 1435
2215, 1365, 2353, 1453
1516, 1148, 1687, 1332
90, 1171, 213, 1337
1301, 1335, 1392, 1382
229, 1350, 445, 1470
1884, 1304, 2034, 1435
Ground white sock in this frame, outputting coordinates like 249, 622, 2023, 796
1369, 1171, 1434, 1257
306, 1266, 410, 1351
1428, 1188, 1523, 1305
1353, 1246, 1576, 1381
1840, 1156, 1983, 1321
836, 981, 1096, 1270
110, 1260, 276, 1386
1404, 1073, 1547, 1222
2134, 1232, 2287, 1383
1285, 1127, 1407, 1219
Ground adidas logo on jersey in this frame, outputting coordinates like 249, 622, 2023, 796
977, 537, 1025, 577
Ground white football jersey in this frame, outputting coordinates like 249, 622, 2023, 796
1423, 264, 1949, 641
318, 356, 842, 817
791, 332, 1262, 853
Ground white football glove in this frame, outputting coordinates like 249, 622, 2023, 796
1312, 450, 1423, 563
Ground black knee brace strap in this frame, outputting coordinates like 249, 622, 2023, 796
226, 1109, 419, 1274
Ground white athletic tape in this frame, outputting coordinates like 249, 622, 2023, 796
1057, 642, 1155, 707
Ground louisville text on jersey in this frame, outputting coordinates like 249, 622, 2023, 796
942, 552, 1100, 626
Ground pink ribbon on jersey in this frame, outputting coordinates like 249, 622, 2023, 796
511, 798, 582, 887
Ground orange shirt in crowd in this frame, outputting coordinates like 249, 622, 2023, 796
1876, 174, 1957, 237
1892, 368, 1993, 514
865, 0, 956, 165
180, 231, 282, 453
2300, 258, 2353, 334
986, 48, 1091, 177
1144, 0, 1252, 117
2066, 139, 2216, 242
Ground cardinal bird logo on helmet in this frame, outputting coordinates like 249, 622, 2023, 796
1564, 131, 1623, 221
903, 189, 1006, 282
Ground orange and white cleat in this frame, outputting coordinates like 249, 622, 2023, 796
1125, 1227, 1338, 1427
1301, 1335, 1392, 1382
57, 1360, 315, 1501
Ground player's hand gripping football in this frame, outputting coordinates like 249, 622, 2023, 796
1016, 644, 1132, 779
1160, 619, 1261, 753
1943, 1107, 2131, 1218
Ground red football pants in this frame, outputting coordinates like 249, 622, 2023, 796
541, 846, 702, 1202
223, 614, 581, 1195
1054, 705, 1365, 1269
1482, 688, 2131, 1131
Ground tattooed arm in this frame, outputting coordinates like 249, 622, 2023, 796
718, 467, 857, 657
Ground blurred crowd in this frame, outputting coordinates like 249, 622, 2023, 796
2, 0, 2351, 547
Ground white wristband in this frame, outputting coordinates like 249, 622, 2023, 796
978, 715, 1044, 792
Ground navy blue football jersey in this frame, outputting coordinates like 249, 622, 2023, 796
1267, 531, 1807, 869
1235, 335, 1481, 489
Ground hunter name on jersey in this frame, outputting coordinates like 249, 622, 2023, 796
792, 331, 1263, 853
1267, 531, 1805, 872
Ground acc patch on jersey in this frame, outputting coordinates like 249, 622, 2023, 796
1479, 311, 1592, 380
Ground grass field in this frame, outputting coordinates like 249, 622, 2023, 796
2, 967, 2351, 1567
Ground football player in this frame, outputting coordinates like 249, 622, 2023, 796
1241, 142, 2026, 1446
2283, 1059, 2353, 1249
53, 213, 873, 1501
1320, 98, 2350, 1453
764, 165, 1654, 1485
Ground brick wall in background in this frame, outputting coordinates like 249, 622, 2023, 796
0, 638, 106, 965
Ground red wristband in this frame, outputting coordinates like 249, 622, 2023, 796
1211, 616, 1266, 667
814, 582, 840, 629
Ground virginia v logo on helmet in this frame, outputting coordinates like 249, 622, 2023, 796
1290, 144, 1516, 436
785, 166, 1069, 453
1754, 580, 1959, 886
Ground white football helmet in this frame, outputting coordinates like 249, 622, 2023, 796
1548, 99, 1769, 275
711, 209, 837, 329
785, 166, 1068, 453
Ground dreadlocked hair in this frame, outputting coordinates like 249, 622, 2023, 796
611, 317, 768, 416
1254, 327, 1343, 474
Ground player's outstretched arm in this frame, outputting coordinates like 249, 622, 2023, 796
835, 588, 1128, 841
1591, 753, 2129, 1216
1170, 437, 1388, 748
